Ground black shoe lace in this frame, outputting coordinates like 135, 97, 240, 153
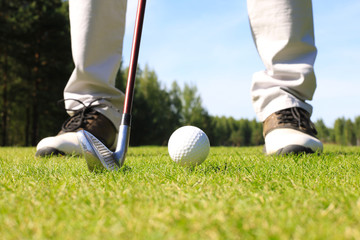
276, 107, 317, 135
60, 98, 108, 132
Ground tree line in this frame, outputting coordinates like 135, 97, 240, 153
315, 118, 360, 146
1, 1, 359, 147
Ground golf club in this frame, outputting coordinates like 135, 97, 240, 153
76, 0, 147, 171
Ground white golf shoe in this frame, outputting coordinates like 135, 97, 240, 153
36, 132, 82, 156
35, 99, 117, 157
263, 107, 323, 155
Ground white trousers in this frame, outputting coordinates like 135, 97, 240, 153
248, 0, 316, 121
64, 0, 127, 128
64, 0, 317, 128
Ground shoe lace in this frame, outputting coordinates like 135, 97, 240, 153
276, 107, 317, 135
60, 98, 108, 132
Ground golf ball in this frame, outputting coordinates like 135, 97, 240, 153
168, 126, 210, 166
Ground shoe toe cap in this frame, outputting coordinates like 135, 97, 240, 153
35, 132, 82, 157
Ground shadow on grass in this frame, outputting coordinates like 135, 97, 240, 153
89, 165, 133, 175
185, 162, 235, 175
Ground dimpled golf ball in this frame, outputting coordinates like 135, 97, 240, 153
168, 126, 210, 166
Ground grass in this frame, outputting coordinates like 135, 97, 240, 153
1, 145, 360, 239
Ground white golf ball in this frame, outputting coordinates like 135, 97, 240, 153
168, 126, 210, 166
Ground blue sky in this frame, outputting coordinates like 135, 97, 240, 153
122, 0, 360, 126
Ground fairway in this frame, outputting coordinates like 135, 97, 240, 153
1, 146, 360, 239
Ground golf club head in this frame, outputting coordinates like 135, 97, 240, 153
77, 130, 120, 172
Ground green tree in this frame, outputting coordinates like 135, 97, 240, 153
250, 119, 264, 145
181, 84, 206, 124
168, 81, 183, 125
229, 119, 252, 146
334, 118, 346, 145
315, 119, 330, 143
130, 66, 180, 146
0, 0, 72, 146
179, 83, 212, 140
344, 119, 356, 146
354, 116, 360, 146
0, 0, 21, 145
211, 116, 239, 146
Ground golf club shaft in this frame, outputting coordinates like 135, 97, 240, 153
115, 0, 146, 157
123, 0, 147, 116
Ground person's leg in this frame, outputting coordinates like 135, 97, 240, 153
36, 0, 127, 156
64, 0, 127, 126
247, 0, 323, 154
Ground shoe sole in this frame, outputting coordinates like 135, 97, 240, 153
263, 144, 315, 155
264, 128, 323, 155
35, 147, 65, 157
275, 144, 315, 155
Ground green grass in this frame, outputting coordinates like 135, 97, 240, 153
1, 145, 360, 239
